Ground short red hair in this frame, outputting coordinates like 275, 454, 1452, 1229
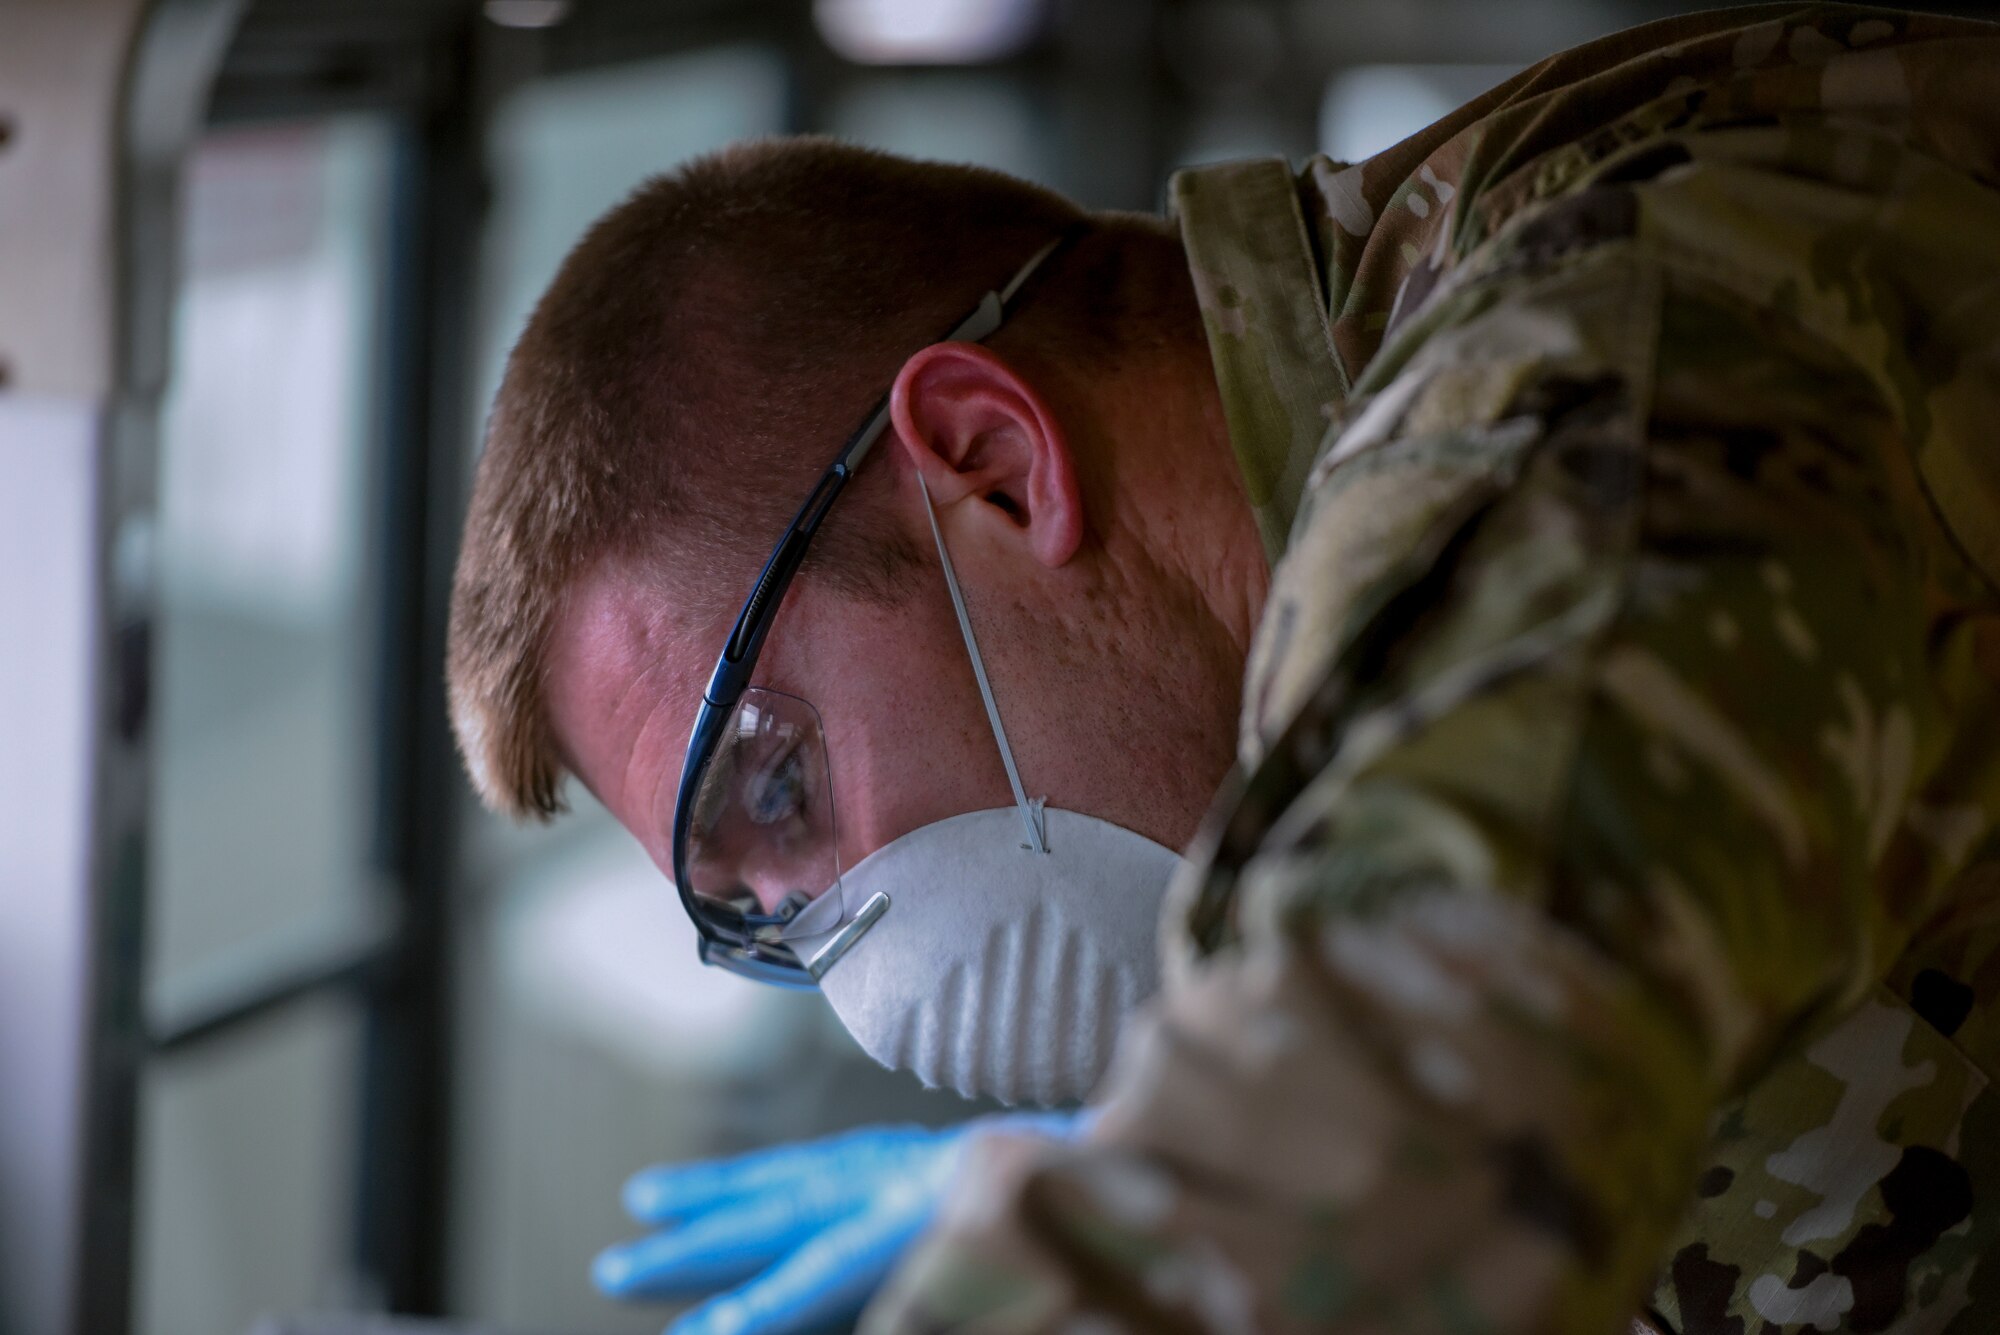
447, 136, 1158, 818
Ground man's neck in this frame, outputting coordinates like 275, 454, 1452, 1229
1093, 320, 1269, 665
1181, 333, 1269, 660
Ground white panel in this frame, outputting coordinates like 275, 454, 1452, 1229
0, 394, 103, 1335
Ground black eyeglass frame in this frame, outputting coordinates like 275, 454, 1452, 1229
669, 228, 1080, 988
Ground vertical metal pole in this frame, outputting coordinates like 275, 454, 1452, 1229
775, 0, 838, 135
0, 394, 116, 1335
1050, 0, 1178, 211
352, 18, 486, 1316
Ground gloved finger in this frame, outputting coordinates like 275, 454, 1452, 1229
616, 1142, 926, 1275
983, 1108, 1092, 1143
623, 1125, 944, 1224
595, 1181, 893, 1301
665, 1197, 934, 1335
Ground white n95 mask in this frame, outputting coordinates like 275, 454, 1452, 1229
788, 473, 1185, 1105
814, 806, 1181, 1106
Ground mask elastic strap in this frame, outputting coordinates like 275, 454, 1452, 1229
917, 472, 1049, 855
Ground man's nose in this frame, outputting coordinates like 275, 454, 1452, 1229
736, 849, 834, 916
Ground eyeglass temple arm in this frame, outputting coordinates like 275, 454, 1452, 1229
842, 232, 1066, 475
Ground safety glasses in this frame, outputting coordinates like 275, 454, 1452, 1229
666, 230, 1077, 988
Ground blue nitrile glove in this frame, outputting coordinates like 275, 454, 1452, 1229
593, 1111, 1085, 1335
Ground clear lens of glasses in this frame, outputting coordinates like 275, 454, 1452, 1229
672, 688, 846, 942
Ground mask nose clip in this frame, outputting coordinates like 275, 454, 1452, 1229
743, 888, 826, 944
1022, 798, 1048, 853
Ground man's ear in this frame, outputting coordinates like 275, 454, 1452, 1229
888, 341, 1084, 569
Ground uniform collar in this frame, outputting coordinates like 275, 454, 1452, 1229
1171, 157, 1352, 566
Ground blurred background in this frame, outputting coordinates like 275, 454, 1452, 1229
2, 2, 1994, 1334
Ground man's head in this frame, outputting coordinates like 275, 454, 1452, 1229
448, 136, 1267, 893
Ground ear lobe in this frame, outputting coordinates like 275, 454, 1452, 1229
889, 342, 1084, 569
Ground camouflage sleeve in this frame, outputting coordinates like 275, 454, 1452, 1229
864, 120, 2000, 1335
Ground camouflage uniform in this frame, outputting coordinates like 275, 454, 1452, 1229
868, 6, 2000, 1333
